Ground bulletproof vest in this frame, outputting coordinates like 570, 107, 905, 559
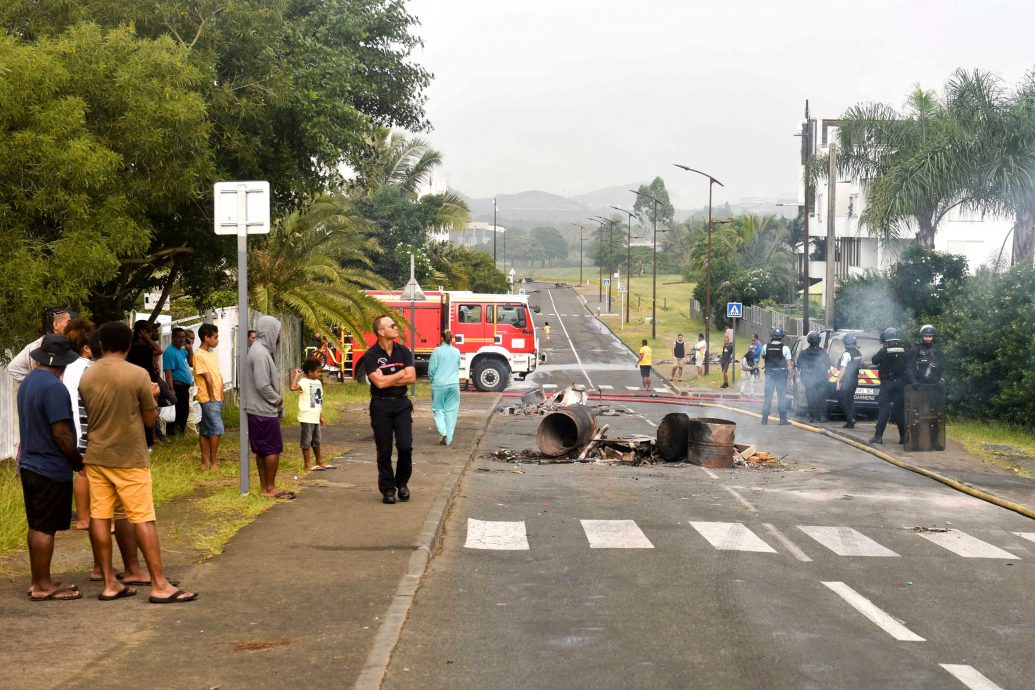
844, 346, 863, 379
881, 341, 907, 381
764, 341, 787, 370
913, 344, 940, 382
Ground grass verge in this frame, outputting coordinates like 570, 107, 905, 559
948, 419, 1035, 477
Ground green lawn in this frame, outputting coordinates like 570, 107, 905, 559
530, 266, 730, 387
948, 419, 1035, 477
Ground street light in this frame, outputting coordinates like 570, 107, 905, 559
777, 201, 809, 331
610, 206, 637, 324
592, 215, 615, 313
674, 164, 725, 374
569, 222, 586, 285
628, 189, 663, 339
588, 217, 606, 304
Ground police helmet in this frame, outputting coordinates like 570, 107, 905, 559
882, 327, 900, 342
920, 324, 937, 338
806, 331, 821, 346
843, 334, 857, 347
770, 327, 785, 340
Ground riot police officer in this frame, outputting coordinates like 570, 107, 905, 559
909, 324, 944, 388
869, 327, 908, 444
761, 327, 793, 425
797, 331, 831, 423
835, 333, 863, 428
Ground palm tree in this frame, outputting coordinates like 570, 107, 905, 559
353, 130, 444, 199
827, 87, 967, 248
947, 68, 1035, 265
249, 195, 392, 336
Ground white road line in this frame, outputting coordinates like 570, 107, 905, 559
916, 530, 1019, 559
541, 383, 558, 389
644, 419, 657, 427
598, 384, 614, 390
823, 582, 924, 641
654, 386, 671, 393
690, 521, 777, 553
464, 519, 529, 550
702, 468, 719, 480
546, 290, 593, 388
581, 520, 655, 549
1013, 532, 1035, 544
762, 523, 813, 562
798, 526, 900, 557
722, 486, 756, 512
625, 386, 640, 390
939, 664, 1004, 690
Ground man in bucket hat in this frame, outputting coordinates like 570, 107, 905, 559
17, 334, 84, 601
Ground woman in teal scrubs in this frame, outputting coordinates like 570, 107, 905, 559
428, 331, 462, 445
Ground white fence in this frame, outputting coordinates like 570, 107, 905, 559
0, 308, 301, 460
691, 300, 829, 339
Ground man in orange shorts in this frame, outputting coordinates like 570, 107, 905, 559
79, 321, 197, 604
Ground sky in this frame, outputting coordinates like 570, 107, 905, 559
405, 0, 1035, 209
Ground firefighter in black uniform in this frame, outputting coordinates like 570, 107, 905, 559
869, 327, 908, 444
761, 327, 792, 425
908, 324, 944, 389
797, 331, 832, 423
835, 333, 864, 428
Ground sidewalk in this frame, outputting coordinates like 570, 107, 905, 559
0, 392, 499, 690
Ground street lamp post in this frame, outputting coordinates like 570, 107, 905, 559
629, 190, 662, 339
674, 164, 725, 374
592, 215, 615, 313
610, 206, 636, 324
493, 197, 498, 266
569, 222, 586, 285
588, 217, 606, 304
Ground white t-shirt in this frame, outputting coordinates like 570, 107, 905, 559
62, 357, 91, 451
694, 339, 707, 364
8, 337, 42, 383
297, 377, 323, 424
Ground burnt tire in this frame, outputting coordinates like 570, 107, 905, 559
473, 359, 510, 392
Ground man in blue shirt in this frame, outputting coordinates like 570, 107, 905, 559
17, 334, 84, 601
162, 328, 194, 436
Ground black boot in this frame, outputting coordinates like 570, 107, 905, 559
779, 416, 790, 425
868, 436, 882, 444
761, 416, 769, 425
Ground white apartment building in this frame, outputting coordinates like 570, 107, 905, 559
429, 221, 506, 247
800, 118, 1012, 295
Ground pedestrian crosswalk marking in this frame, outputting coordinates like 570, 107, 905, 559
465, 519, 529, 550
625, 386, 640, 391
581, 520, 654, 549
823, 582, 925, 642
916, 530, 1019, 559
798, 526, 900, 557
598, 384, 614, 390
1013, 532, 1035, 544
939, 664, 1004, 690
690, 521, 776, 553
541, 384, 558, 389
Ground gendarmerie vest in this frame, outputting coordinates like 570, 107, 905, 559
764, 341, 787, 371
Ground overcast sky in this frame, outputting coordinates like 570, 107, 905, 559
406, 0, 1035, 208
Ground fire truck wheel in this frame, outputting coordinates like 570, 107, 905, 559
354, 365, 369, 385
473, 359, 510, 392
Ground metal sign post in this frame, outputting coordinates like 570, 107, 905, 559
727, 302, 742, 386
401, 253, 426, 398
215, 181, 270, 495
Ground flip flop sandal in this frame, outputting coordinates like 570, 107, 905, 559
121, 578, 180, 587
148, 589, 198, 604
98, 587, 137, 601
311, 466, 327, 471
272, 491, 296, 500
320, 465, 337, 470
32, 588, 83, 602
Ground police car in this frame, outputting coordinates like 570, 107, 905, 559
788, 330, 883, 417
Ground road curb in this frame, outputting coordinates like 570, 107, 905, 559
354, 393, 501, 690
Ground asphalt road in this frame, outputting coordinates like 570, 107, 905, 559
383, 285, 1035, 690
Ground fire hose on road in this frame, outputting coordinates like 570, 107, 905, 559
497, 389, 1035, 521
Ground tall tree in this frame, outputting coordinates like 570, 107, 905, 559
632, 177, 675, 242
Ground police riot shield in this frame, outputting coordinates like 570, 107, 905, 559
904, 384, 946, 451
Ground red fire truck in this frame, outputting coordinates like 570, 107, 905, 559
349, 291, 543, 392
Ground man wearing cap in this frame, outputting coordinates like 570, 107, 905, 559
17, 334, 84, 601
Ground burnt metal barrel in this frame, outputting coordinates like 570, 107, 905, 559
687, 418, 737, 467
536, 404, 597, 457
657, 412, 692, 462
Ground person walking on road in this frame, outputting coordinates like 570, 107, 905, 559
671, 334, 686, 381
870, 327, 908, 445
542, 321, 552, 342
834, 333, 864, 428
637, 339, 653, 391
17, 334, 84, 601
797, 331, 832, 423
429, 330, 462, 446
360, 315, 417, 505
244, 316, 292, 499
720, 332, 735, 389
760, 327, 793, 425
693, 333, 706, 378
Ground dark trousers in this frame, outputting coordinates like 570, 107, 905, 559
804, 377, 828, 421
169, 382, 191, 435
874, 381, 905, 440
370, 396, 413, 494
761, 370, 788, 421
839, 384, 858, 424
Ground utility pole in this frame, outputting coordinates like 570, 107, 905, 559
589, 217, 605, 304
493, 197, 498, 266
802, 100, 812, 333
826, 141, 837, 330
610, 206, 636, 324
570, 223, 585, 285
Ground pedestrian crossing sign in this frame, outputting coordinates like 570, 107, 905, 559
726, 302, 743, 318
603, 278, 611, 287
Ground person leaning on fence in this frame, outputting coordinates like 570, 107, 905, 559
429, 330, 462, 446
